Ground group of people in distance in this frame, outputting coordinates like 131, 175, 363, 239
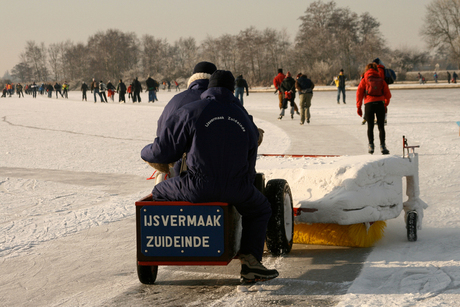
273, 69, 315, 125
81, 77, 149, 103
1, 81, 69, 99
273, 58, 392, 155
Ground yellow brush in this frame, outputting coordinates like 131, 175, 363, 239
293, 221, 387, 248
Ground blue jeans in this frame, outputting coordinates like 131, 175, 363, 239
93, 88, 99, 102
235, 87, 244, 105
149, 90, 157, 102
337, 87, 346, 103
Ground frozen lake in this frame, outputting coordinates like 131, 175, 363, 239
1, 86, 460, 306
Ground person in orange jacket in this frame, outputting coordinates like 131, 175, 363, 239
356, 62, 392, 155
127, 83, 133, 102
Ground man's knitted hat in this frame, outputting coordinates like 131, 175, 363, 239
193, 61, 217, 75
208, 70, 235, 92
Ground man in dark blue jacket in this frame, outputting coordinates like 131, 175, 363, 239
156, 61, 217, 133
141, 70, 278, 283
155, 61, 217, 175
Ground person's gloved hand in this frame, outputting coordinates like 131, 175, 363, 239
357, 108, 363, 117
257, 128, 265, 146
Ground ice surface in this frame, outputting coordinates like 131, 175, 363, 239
1, 86, 460, 306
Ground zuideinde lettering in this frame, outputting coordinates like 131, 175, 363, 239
146, 235, 210, 248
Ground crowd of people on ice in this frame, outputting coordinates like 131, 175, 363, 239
1, 81, 71, 99
82, 77, 167, 103
0, 78, 183, 103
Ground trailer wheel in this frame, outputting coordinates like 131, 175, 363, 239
407, 211, 417, 242
137, 264, 158, 284
265, 179, 294, 256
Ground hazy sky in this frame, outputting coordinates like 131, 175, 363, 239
0, 0, 432, 78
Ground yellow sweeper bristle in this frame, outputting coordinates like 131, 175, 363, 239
293, 221, 387, 248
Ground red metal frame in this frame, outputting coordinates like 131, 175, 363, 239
138, 260, 232, 266
260, 154, 340, 158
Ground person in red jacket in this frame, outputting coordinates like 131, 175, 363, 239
356, 62, 392, 155
273, 68, 285, 109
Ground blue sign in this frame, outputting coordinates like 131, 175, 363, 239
140, 205, 225, 257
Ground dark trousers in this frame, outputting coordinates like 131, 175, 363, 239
99, 91, 108, 102
133, 91, 141, 102
365, 101, 386, 145
152, 177, 272, 262
119, 91, 126, 102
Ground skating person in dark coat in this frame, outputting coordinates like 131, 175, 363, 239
234, 74, 249, 105
31, 82, 38, 98
99, 80, 108, 102
146, 76, 159, 102
107, 81, 116, 101
54, 82, 63, 98
141, 70, 278, 282
117, 79, 126, 103
47, 83, 53, 98
133, 77, 142, 102
296, 73, 315, 124
278, 72, 296, 120
16, 83, 24, 98
81, 82, 88, 101
90, 78, 99, 103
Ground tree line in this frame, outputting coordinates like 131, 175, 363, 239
5, 0, 457, 87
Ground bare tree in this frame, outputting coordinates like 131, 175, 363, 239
296, 0, 385, 80
64, 42, 89, 81
200, 36, 221, 67
296, 1, 337, 71
421, 0, 460, 68
87, 29, 139, 81
173, 37, 199, 78
48, 44, 61, 80
141, 35, 169, 78
11, 59, 32, 82
24, 41, 48, 81
386, 46, 430, 78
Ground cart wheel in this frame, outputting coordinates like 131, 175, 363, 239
264, 179, 294, 256
137, 264, 158, 284
406, 211, 417, 242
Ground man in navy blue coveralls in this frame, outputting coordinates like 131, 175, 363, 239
155, 61, 217, 176
141, 70, 278, 282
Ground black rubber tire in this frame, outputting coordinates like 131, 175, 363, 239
407, 211, 417, 242
264, 179, 294, 256
137, 264, 158, 284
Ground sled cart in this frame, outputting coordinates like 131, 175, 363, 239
136, 173, 294, 284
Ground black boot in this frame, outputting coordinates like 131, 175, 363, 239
381, 144, 390, 155
368, 144, 375, 154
